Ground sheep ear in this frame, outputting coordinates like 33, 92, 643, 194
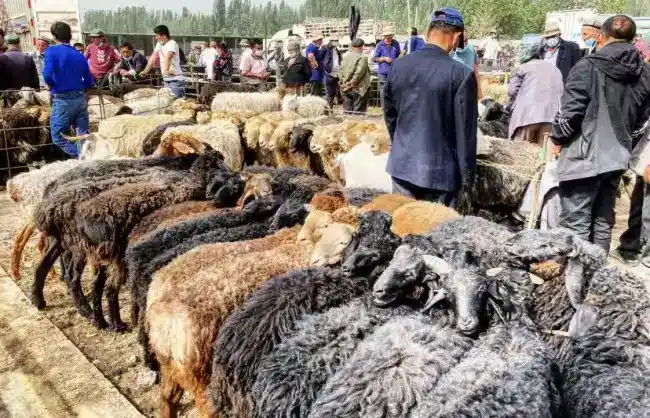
61, 133, 91, 142
421, 255, 452, 276
421, 287, 447, 314
171, 141, 198, 155
303, 203, 313, 213
568, 304, 599, 338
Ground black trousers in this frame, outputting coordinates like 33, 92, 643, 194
307, 81, 323, 97
392, 177, 458, 209
618, 176, 650, 255
324, 75, 341, 108
558, 170, 624, 253
343, 91, 368, 115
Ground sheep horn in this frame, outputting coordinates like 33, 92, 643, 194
421, 285, 447, 314
421, 254, 452, 276
542, 329, 571, 338
486, 267, 503, 277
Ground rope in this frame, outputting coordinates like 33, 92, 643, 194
476, 159, 541, 181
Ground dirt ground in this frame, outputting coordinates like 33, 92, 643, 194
0, 184, 646, 417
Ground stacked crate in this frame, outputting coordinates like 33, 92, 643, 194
301, 18, 395, 40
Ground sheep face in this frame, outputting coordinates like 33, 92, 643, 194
290, 125, 313, 152
310, 223, 355, 267
297, 210, 333, 244
238, 173, 273, 207
373, 245, 426, 307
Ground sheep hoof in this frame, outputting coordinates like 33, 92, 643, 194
90, 314, 109, 330
31, 296, 46, 310
108, 321, 128, 333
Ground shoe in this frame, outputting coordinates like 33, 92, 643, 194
642, 257, 650, 269
613, 248, 641, 266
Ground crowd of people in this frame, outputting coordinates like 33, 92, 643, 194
384, 9, 649, 268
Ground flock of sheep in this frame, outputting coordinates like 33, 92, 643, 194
3, 85, 645, 418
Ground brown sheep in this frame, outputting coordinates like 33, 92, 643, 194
390, 201, 461, 238
146, 222, 354, 417
360, 193, 415, 214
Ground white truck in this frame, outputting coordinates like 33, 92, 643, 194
5, 0, 82, 53
545, 9, 650, 44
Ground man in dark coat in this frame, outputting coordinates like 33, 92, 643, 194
537, 20, 582, 83
0, 34, 40, 92
385, 8, 477, 208
320, 37, 343, 109
551, 15, 650, 253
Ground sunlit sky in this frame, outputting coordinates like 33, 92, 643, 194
78, 0, 303, 14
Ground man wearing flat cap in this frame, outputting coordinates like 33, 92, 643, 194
339, 38, 371, 114
385, 7, 477, 207
0, 34, 40, 92
29, 37, 51, 88
84, 28, 121, 84
581, 18, 601, 55
374, 28, 400, 104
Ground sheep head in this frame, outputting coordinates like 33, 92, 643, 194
340, 211, 400, 280
291, 124, 314, 153
237, 172, 273, 207
310, 223, 356, 267
297, 209, 333, 244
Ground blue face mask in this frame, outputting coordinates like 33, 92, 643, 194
585, 38, 596, 48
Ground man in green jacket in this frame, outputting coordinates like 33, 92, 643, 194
339, 38, 371, 115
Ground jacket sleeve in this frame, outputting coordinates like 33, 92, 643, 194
507, 67, 524, 111
632, 96, 650, 144
454, 71, 479, 185
569, 41, 582, 70
348, 57, 368, 87
28, 59, 40, 90
383, 72, 398, 137
43, 50, 54, 87
302, 59, 312, 82
136, 54, 147, 72
83, 60, 94, 89
552, 60, 592, 145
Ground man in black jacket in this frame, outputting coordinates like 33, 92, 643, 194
551, 15, 650, 252
0, 34, 40, 92
385, 8, 477, 207
320, 37, 343, 109
538, 20, 582, 83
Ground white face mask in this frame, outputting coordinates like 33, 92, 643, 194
545, 36, 560, 48
254, 49, 263, 57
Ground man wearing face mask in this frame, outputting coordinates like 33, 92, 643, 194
580, 19, 601, 56
281, 40, 311, 93
84, 29, 121, 85
321, 37, 343, 108
384, 8, 477, 207
240, 39, 269, 85
551, 15, 650, 253
29, 38, 50, 89
537, 20, 581, 83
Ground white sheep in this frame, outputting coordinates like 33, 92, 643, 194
211, 91, 282, 114
281, 94, 328, 119
339, 143, 392, 191
123, 88, 176, 115
158, 121, 244, 170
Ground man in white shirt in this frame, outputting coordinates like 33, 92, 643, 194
199, 41, 218, 80
239, 38, 268, 85
141, 25, 185, 97
479, 29, 501, 71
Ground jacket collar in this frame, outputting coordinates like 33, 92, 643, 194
422, 43, 449, 55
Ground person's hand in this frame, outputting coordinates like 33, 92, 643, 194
167, 69, 176, 76
385, 57, 393, 63
376, 57, 384, 62
644, 164, 650, 184
549, 142, 562, 156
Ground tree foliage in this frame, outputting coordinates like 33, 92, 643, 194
82, 0, 638, 39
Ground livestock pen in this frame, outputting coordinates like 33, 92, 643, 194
0, 81, 647, 418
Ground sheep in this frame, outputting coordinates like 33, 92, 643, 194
308, 315, 475, 418
251, 296, 417, 418
7, 159, 81, 280
87, 95, 128, 121
209, 211, 401, 417
32, 153, 225, 327
140, 120, 197, 156
120, 88, 176, 115
123, 87, 159, 101
263, 117, 329, 173
211, 90, 283, 114
146, 221, 356, 416
390, 201, 460, 238
340, 142, 392, 189
157, 120, 244, 170
198, 80, 267, 105
410, 325, 561, 418
281, 94, 328, 118
562, 265, 650, 417
0, 108, 51, 184
360, 193, 414, 214
78, 114, 180, 160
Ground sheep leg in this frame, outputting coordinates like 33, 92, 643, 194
39, 233, 62, 282
68, 252, 93, 319
31, 238, 63, 309
59, 251, 73, 285
90, 266, 109, 329
10, 221, 34, 280
159, 362, 184, 418
105, 266, 127, 332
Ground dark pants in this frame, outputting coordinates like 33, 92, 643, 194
343, 91, 368, 115
324, 74, 340, 108
392, 177, 458, 209
378, 73, 388, 107
50, 90, 89, 158
618, 176, 650, 257
558, 171, 624, 253
307, 81, 323, 97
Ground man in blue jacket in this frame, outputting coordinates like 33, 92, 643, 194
374, 29, 400, 104
408, 27, 426, 54
44, 21, 94, 157
385, 8, 478, 208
